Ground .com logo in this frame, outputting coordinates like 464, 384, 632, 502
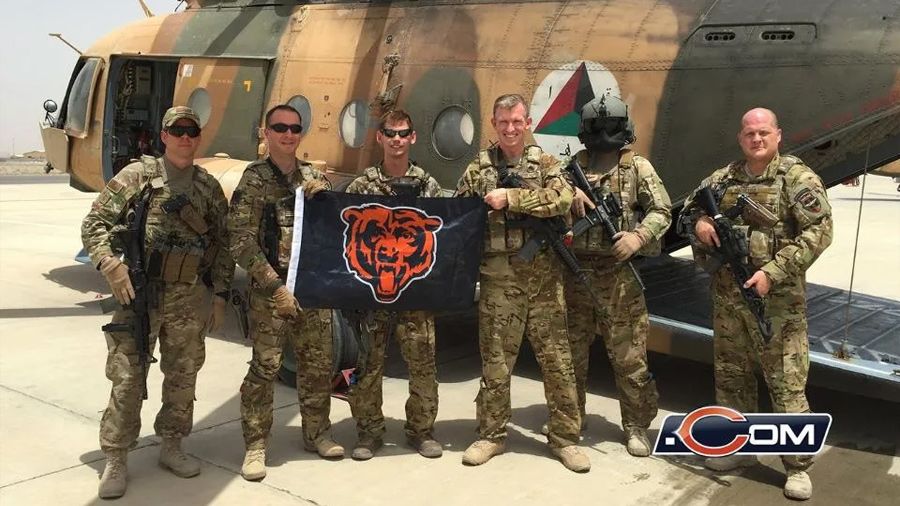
652, 406, 832, 457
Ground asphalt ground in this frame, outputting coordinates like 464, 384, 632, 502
0, 174, 897, 505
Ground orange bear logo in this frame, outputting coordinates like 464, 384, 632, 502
341, 204, 443, 303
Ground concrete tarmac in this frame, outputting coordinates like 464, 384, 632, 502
0, 175, 897, 505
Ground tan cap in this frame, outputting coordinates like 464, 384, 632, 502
162, 106, 201, 128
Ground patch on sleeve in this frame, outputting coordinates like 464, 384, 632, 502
107, 178, 125, 194
795, 188, 822, 213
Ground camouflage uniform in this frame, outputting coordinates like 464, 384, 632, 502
344, 163, 443, 441
566, 149, 671, 430
228, 158, 334, 450
82, 156, 233, 451
456, 145, 581, 449
681, 154, 833, 471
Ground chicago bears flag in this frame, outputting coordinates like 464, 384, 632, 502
286, 191, 486, 311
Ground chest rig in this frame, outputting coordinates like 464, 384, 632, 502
138, 156, 215, 285
479, 145, 546, 254
361, 164, 431, 197
259, 159, 317, 275
713, 155, 802, 268
571, 150, 641, 254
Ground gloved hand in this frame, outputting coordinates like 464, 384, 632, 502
100, 256, 135, 305
694, 216, 720, 248
206, 295, 227, 333
518, 191, 542, 212
272, 285, 300, 318
611, 231, 644, 262
571, 188, 596, 218
484, 189, 509, 210
301, 179, 329, 199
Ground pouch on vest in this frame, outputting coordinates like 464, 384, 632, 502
178, 204, 209, 235
748, 229, 773, 268
147, 249, 202, 284
161, 194, 210, 236
272, 194, 296, 272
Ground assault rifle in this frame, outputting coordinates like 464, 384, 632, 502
101, 187, 157, 399
261, 159, 294, 271
262, 203, 281, 269
696, 186, 774, 343
495, 166, 601, 306
565, 158, 645, 291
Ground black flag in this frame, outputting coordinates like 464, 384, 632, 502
288, 192, 485, 311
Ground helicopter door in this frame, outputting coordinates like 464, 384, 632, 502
173, 58, 270, 161
41, 57, 105, 174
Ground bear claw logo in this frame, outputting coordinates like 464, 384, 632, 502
341, 204, 443, 303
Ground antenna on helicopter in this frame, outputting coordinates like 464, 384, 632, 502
137, 0, 155, 17
48, 33, 82, 55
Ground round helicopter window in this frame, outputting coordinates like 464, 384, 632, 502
340, 99, 370, 148
187, 88, 211, 127
286, 95, 312, 133
432, 106, 475, 160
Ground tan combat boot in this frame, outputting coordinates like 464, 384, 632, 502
407, 435, 443, 458
241, 448, 267, 481
461, 439, 505, 466
551, 445, 591, 473
624, 427, 651, 457
784, 469, 812, 500
304, 436, 345, 459
98, 449, 128, 499
704, 454, 759, 472
158, 438, 201, 478
351, 436, 383, 461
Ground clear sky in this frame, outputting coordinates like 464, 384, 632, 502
0, 1, 177, 157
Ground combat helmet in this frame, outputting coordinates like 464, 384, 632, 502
578, 94, 636, 151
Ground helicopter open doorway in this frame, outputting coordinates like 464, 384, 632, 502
103, 57, 179, 180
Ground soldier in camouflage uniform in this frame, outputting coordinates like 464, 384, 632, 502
552, 96, 671, 457
343, 110, 444, 460
82, 106, 234, 499
229, 105, 338, 481
456, 94, 589, 473
680, 108, 833, 501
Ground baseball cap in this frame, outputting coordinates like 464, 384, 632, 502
162, 106, 201, 128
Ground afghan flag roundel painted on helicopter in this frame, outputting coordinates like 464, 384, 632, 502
530, 60, 621, 158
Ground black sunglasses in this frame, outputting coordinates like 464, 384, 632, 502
381, 127, 412, 138
166, 125, 201, 138
269, 123, 303, 134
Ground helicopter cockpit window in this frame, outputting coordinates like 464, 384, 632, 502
64, 58, 102, 138
287, 95, 312, 134
340, 99, 369, 148
432, 106, 475, 160
187, 88, 211, 127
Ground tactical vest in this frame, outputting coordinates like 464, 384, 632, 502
136, 156, 218, 285
255, 159, 318, 274
714, 155, 804, 269
360, 164, 433, 196
479, 145, 547, 255
570, 150, 642, 256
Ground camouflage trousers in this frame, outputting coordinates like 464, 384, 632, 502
476, 254, 581, 448
348, 310, 438, 441
100, 282, 207, 451
712, 269, 812, 471
565, 258, 659, 430
239, 285, 334, 450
